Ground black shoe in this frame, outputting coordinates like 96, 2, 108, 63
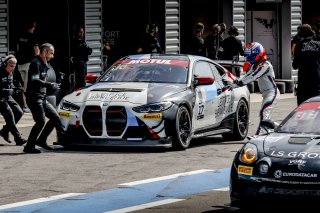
15, 138, 28, 146
36, 141, 53, 150
0, 129, 12, 143
23, 147, 41, 154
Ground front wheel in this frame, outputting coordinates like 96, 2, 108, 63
172, 106, 192, 150
223, 99, 249, 141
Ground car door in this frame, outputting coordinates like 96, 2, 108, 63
192, 61, 225, 131
210, 63, 235, 122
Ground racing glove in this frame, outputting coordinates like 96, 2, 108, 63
233, 79, 244, 87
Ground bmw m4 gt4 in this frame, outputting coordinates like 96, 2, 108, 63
57, 54, 250, 149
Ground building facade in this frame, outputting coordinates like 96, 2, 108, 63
0, 0, 307, 80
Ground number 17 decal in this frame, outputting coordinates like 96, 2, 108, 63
197, 103, 205, 119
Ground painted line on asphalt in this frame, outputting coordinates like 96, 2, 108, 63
105, 198, 184, 213
212, 186, 229, 191
119, 169, 213, 186
106, 185, 231, 213
0, 193, 84, 210
0, 168, 230, 212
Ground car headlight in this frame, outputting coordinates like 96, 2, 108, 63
132, 102, 173, 113
59, 100, 80, 112
240, 143, 258, 164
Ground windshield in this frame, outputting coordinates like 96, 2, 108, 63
99, 59, 189, 84
277, 102, 320, 134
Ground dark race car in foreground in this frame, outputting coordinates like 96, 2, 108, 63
57, 54, 250, 150
230, 96, 320, 208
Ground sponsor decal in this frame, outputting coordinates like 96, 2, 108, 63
259, 186, 320, 196
288, 159, 306, 166
252, 177, 320, 185
238, 165, 253, 175
270, 150, 320, 159
292, 110, 319, 120
142, 113, 162, 120
127, 59, 172, 64
197, 103, 205, 119
274, 170, 282, 178
274, 170, 317, 179
296, 102, 320, 111
88, 92, 129, 101
59, 112, 70, 118
215, 94, 233, 118
120, 59, 189, 67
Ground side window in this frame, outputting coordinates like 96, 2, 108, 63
214, 64, 226, 77
194, 61, 214, 78
209, 63, 223, 81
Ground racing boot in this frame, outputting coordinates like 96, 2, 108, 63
0, 128, 12, 143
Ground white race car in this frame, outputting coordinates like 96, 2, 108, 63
57, 54, 250, 150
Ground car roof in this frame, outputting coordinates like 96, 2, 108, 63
118, 54, 232, 68
305, 96, 320, 103
122, 54, 190, 61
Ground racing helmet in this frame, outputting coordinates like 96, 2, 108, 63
244, 42, 267, 64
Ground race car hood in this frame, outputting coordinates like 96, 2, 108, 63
263, 133, 320, 159
63, 82, 188, 104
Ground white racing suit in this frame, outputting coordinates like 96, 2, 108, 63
239, 60, 280, 135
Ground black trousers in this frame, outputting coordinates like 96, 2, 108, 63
0, 96, 23, 139
73, 61, 87, 90
26, 97, 64, 148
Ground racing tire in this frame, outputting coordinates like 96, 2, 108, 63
172, 106, 192, 150
223, 99, 249, 141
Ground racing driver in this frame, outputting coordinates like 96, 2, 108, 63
233, 41, 280, 135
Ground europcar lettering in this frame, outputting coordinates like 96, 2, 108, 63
274, 169, 317, 178
282, 172, 317, 178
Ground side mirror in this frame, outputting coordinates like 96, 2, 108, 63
85, 74, 98, 84
194, 76, 214, 86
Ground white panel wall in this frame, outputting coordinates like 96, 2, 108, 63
233, 0, 246, 44
165, 0, 180, 54
85, 0, 103, 74
291, 0, 302, 37
0, 0, 8, 57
